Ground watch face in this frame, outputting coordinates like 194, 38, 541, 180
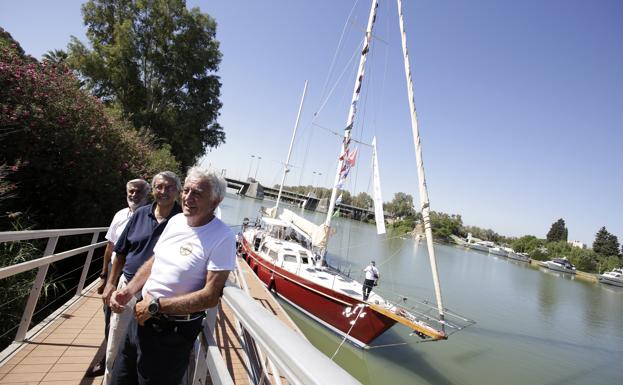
148, 300, 159, 314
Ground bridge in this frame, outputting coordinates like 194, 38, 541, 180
224, 177, 376, 221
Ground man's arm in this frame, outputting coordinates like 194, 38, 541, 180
102, 253, 125, 305
109, 256, 155, 313
134, 270, 230, 325
97, 241, 114, 294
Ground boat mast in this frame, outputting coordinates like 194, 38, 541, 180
325, 0, 379, 232
274, 80, 309, 215
396, 0, 445, 321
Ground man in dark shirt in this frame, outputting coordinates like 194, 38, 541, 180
100, 171, 182, 385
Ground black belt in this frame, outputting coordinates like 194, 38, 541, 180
155, 311, 205, 322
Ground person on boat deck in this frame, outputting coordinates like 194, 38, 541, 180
362, 260, 380, 301
109, 167, 236, 385
87, 179, 151, 378
101, 171, 182, 385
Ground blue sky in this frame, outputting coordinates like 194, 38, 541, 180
2, 0, 622, 245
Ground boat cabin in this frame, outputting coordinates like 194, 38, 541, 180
552, 258, 575, 269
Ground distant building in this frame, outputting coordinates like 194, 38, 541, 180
569, 240, 586, 249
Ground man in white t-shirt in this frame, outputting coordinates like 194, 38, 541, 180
362, 260, 380, 301
109, 167, 235, 385
87, 179, 150, 378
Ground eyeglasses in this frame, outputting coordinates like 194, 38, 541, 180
154, 184, 177, 193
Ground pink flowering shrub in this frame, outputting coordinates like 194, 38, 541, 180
0, 41, 179, 230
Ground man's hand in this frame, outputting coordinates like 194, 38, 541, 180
96, 277, 107, 295
102, 283, 117, 306
134, 293, 152, 326
110, 288, 133, 313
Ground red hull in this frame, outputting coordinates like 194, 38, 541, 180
240, 239, 395, 346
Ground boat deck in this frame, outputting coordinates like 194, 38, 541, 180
0, 258, 301, 385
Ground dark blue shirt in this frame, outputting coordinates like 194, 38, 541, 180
114, 201, 182, 281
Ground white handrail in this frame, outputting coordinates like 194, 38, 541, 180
222, 285, 361, 385
0, 228, 107, 342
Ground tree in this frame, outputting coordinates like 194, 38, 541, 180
351, 192, 373, 209
384, 192, 415, 218
592, 227, 620, 257
511, 235, 544, 254
430, 211, 463, 240
67, 0, 225, 169
546, 218, 568, 242
42, 49, 68, 65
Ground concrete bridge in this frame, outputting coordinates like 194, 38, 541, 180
224, 177, 376, 221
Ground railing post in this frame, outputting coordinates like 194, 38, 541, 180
75, 232, 101, 296
14, 236, 59, 342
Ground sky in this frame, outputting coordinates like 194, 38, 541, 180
1, 0, 622, 245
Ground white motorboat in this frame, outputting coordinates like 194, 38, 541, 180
507, 251, 531, 262
544, 258, 576, 274
599, 268, 623, 287
489, 247, 509, 257
469, 241, 495, 253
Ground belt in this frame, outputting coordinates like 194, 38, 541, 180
156, 311, 205, 322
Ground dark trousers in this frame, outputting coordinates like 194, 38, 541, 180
110, 316, 203, 385
363, 279, 375, 300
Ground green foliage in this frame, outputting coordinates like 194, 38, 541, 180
0, 40, 178, 230
592, 226, 620, 257
462, 225, 506, 244
600, 255, 622, 273
430, 211, 463, 241
511, 235, 545, 254
384, 192, 415, 218
67, 0, 225, 169
546, 218, 568, 242
351, 192, 373, 209
388, 218, 415, 236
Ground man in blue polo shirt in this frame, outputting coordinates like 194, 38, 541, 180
101, 171, 182, 385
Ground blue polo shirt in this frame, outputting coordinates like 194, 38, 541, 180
114, 201, 182, 281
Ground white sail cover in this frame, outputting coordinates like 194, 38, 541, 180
280, 209, 329, 248
371, 137, 386, 234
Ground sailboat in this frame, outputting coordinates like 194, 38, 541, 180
238, 0, 472, 348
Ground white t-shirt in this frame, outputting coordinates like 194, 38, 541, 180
105, 207, 133, 262
364, 265, 379, 280
142, 213, 236, 300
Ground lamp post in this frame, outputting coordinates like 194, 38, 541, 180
312, 171, 322, 196
254, 156, 262, 181
246, 155, 256, 180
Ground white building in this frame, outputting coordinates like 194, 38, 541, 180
569, 240, 586, 249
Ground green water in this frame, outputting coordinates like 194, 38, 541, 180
220, 194, 623, 385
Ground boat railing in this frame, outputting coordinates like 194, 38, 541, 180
0, 227, 107, 346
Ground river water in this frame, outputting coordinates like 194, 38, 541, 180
219, 193, 623, 385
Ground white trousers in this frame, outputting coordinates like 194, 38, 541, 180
102, 275, 139, 385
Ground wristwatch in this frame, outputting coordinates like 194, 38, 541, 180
147, 297, 160, 315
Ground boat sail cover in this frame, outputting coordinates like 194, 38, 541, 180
371, 137, 386, 235
280, 209, 330, 249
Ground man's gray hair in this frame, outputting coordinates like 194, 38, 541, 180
126, 178, 151, 194
186, 167, 227, 203
152, 171, 182, 191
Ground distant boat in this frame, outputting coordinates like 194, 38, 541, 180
599, 268, 623, 287
469, 241, 495, 253
489, 246, 509, 257
507, 251, 531, 263
544, 258, 576, 274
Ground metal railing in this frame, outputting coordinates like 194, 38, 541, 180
1, 228, 362, 385
0, 228, 107, 343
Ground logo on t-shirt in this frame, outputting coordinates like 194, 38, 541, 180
180, 243, 193, 256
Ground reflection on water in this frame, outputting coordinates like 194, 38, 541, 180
220, 194, 623, 385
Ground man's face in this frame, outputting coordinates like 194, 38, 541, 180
126, 184, 147, 210
152, 176, 178, 207
182, 177, 219, 224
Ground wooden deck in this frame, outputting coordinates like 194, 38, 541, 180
0, 258, 302, 385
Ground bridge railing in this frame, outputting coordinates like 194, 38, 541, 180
0, 228, 107, 344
